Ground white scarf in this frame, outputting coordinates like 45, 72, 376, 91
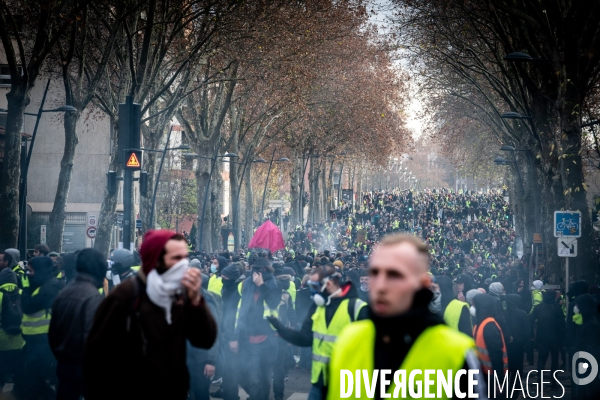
146, 259, 189, 324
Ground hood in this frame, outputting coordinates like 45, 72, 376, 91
456, 274, 473, 292
338, 281, 359, 300
488, 282, 504, 298
575, 294, 599, 320
29, 256, 54, 286
76, 248, 108, 288
216, 256, 229, 273
435, 275, 454, 313
569, 280, 589, 300
505, 294, 521, 310
472, 294, 496, 324
542, 290, 556, 303
5, 248, 19, 269
0, 268, 17, 286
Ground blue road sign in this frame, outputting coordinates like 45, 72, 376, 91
554, 211, 581, 238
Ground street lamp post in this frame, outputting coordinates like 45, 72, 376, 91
1, 79, 77, 256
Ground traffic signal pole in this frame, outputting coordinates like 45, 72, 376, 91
119, 96, 141, 250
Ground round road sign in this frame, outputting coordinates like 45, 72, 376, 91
86, 227, 97, 239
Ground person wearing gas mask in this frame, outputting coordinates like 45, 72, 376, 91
13, 256, 63, 400
231, 257, 282, 400
267, 263, 367, 400
83, 230, 217, 400
106, 249, 137, 293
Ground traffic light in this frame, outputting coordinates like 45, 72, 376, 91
139, 171, 148, 196
107, 171, 117, 194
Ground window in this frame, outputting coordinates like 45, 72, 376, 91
0, 65, 23, 86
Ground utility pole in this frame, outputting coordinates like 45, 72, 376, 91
119, 96, 142, 250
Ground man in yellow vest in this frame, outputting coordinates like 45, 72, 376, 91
0, 267, 25, 390
14, 256, 62, 400
267, 264, 368, 400
530, 280, 544, 313
327, 234, 485, 400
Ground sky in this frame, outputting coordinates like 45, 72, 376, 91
368, 0, 425, 140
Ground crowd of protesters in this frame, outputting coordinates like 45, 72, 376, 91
1, 188, 600, 399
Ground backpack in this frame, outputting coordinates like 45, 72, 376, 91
0, 284, 23, 335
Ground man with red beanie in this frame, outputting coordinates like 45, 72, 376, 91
83, 230, 217, 400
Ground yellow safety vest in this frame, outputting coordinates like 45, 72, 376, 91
443, 299, 470, 332
0, 283, 25, 351
287, 281, 296, 306
131, 266, 141, 272
311, 298, 366, 385
327, 321, 474, 400
531, 290, 543, 313
235, 281, 278, 331
208, 275, 223, 295
21, 287, 51, 335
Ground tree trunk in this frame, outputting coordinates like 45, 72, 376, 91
48, 110, 81, 252
211, 164, 223, 251
94, 119, 120, 258
244, 168, 254, 247
0, 89, 27, 249
290, 155, 300, 227
195, 142, 213, 252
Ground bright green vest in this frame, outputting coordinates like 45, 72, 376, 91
208, 275, 223, 295
235, 281, 278, 331
0, 283, 25, 351
531, 290, 543, 313
21, 287, 51, 335
327, 320, 475, 400
443, 299, 470, 332
311, 298, 366, 385
287, 281, 296, 305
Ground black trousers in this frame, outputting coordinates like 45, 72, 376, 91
0, 349, 21, 387
239, 337, 277, 400
56, 362, 84, 400
273, 338, 290, 399
189, 362, 212, 400
536, 341, 560, 374
221, 346, 240, 400
14, 337, 56, 400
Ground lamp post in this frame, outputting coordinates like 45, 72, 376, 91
195, 139, 238, 252
260, 148, 289, 221
2, 79, 77, 256
141, 125, 191, 228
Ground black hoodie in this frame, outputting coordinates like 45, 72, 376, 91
530, 290, 565, 345
504, 294, 530, 344
22, 257, 62, 323
567, 280, 589, 350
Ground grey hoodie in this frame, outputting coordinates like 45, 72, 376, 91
5, 248, 20, 270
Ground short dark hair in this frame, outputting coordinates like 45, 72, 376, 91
1, 251, 13, 266
34, 244, 50, 256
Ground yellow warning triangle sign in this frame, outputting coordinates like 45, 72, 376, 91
127, 152, 140, 167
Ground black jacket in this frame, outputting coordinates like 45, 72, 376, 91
49, 273, 103, 364
504, 294, 530, 344
221, 278, 241, 343
21, 277, 62, 323
574, 294, 600, 400
530, 292, 565, 345
187, 289, 222, 367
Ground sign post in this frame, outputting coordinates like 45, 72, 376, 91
40, 225, 46, 244
119, 96, 141, 250
555, 211, 580, 313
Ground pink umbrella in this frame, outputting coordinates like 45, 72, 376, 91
248, 220, 285, 253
